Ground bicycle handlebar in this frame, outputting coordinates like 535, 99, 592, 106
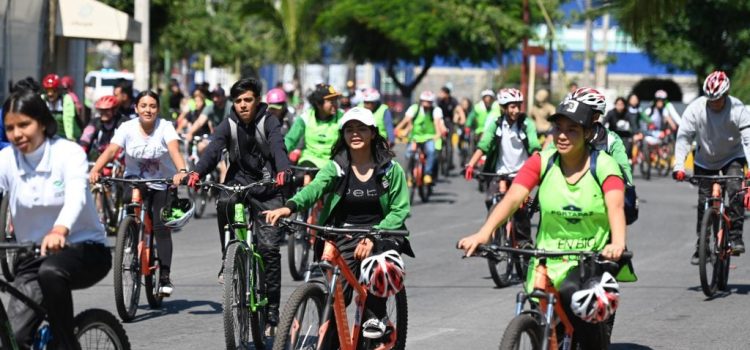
279, 218, 409, 238
687, 175, 745, 186
0, 242, 37, 251
196, 180, 276, 192
289, 165, 320, 173
473, 171, 517, 180
99, 177, 174, 186
473, 244, 633, 261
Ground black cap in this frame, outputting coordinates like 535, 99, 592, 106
548, 99, 597, 127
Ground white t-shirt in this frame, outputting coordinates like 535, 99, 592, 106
495, 118, 528, 174
111, 118, 179, 182
0, 138, 107, 244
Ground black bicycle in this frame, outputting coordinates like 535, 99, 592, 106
0, 242, 130, 350
0, 193, 16, 282
287, 165, 322, 281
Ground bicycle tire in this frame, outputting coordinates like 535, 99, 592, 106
487, 225, 513, 288
113, 216, 141, 322
1, 194, 16, 282
145, 232, 163, 309
498, 314, 543, 350
699, 208, 720, 297
74, 308, 131, 350
249, 242, 269, 350
639, 143, 651, 181
387, 288, 409, 350
223, 242, 252, 349
287, 211, 311, 281
272, 283, 326, 350
418, 184, 430, 203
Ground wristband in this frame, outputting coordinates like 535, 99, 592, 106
179, 169, 188, 173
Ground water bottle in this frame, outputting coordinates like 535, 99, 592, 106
33, 324, 52, 350
561, 333, 572, 350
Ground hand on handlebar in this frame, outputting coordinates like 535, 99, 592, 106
672, 170, 686, 182
41, 226, 68, 256
464, 165, 475, 181
263, 207, 292, 225
456, 232, 491, 257
275, 169, 294, 187
289, 149, 301, 164
89, 170, 100, 185
600, 243, 625, 261
354, 238, 374, 260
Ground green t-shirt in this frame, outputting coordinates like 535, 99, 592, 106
406, 104, 439, 143
526, 149, 623, 292
289, 109, 342, 168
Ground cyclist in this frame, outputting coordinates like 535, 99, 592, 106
673, 70, 750, 261
266, 87, 294, 135
265, 107, 414, 347
285, 83, 343, 172
438, 86, 459, 170
41, 74, 81, 141
360, 87, 395, 146
395, 90, 446, 186
466, 89, 498, 142
89, 91, 189, 296
79, 95, 125, 159
1, 89, 111, 349
60, 75, 86, 126
174, 78, 293, 327
459, 95, 634, 349
113, 78, 137, 120
642, 90, 678, 146
180, 90, 212, 157
604, 97, 641, 161
168, 79, 185, 120
464, 88, 540, 246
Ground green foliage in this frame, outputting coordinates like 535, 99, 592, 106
730, 59, 750, 103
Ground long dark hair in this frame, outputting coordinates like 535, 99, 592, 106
330, 126, 395, 161
3, 89, 58, 138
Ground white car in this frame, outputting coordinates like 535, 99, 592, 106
84, 70, 134, 105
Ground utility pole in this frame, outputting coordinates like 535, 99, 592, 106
582, 0, 592, 86
595, 13, 610, 88
133, 0, 150, 91
520, 0, 530, 110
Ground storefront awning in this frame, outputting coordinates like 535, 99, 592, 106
55, 0, 141, 42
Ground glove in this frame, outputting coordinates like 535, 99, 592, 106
186, 171, 200, 188
464, 165, 474, 181
289, 149, 301, 164
745, 192, 750, 210
648, 123, 656, 130
672, 170, 685, 182
275, 169, 294, 187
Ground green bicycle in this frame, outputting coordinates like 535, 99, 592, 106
197, 180, 275, 350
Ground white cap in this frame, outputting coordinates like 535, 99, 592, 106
338, 107, 376, 129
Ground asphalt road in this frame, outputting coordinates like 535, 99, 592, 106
66, 169, 749, 349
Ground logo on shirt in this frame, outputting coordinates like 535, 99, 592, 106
53, 180, 64, 188
382, 179, 389, 189
549, 204, 594, 224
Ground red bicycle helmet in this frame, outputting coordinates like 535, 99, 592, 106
95, 95, 119, 110
42, 74, 60, 90
703, 71, 730, 101
360, 250, 405, 298
61, 76, 75, 89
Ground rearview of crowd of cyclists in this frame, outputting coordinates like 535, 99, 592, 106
0, 68, 747, 349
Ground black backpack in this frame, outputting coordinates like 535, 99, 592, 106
227, 113, 272, 180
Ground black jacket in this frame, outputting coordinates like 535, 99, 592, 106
194, 103, 290, 186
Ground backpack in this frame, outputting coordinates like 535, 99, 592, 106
228, 113, 272, 180
538, 149, 639, 225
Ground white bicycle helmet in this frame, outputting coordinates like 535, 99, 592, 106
480, 89, 495, 98
360, 250, 405, 298
363, 87, 381, 102
419, 90, 435, 102
703, 71, 730, 101
497, 88, 523, 106
654, 89, 668, 100
570, 272, 620, 324
569, 87, 607, 115
160, 197, 195, 229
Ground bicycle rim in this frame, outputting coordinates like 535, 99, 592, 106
113, 217, 141, 321
224, 243, 251, 349
699, 209, 719, 296
74, 309, 131, 350
272, 283, 326, 350
382, 288, 408, 350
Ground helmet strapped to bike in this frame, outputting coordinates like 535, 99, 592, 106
360, 250, 405, 298
43, 74, 60, 90
497, 88, 523, 106
160, 196, 195, 229
569, 87, 607, 115
570, 272, 620, 323
363, 87, 381, 102
703, 71, 730, 101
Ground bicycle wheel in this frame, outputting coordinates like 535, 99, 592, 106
288, 211, 311, 281
699, 208, 720, 297
74, 309, 131, 350
498, 314, 543, 350
272, 283, 326, 350
113, 216, 141, 322
223, 242, 253, 349
0, 289, 17, 349
249, 242, 269, 349
379, 288, 408, 350
487, 226, 513, 288
145, 233, 163, 309
639, 143, 651, 180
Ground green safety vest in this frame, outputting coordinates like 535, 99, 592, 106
372, 104, 388, 139
408, 104, 437, 143
299, 109, 341, 168
472, 101, 498, 133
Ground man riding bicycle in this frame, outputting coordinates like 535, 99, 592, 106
174, 78, 293, 327
466, 89, 499, 142
79, 95, 125, 159
41, 74, 81, 141
464, 88, 540, 246
673, 71, 750, 262
396, 90, 447, 186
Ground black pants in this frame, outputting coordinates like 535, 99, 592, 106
694, 159, 745, 239
216, 185, 284, 306
485, 179, 532, 244
558, 265, 615, 350
621, 137, 633, 160
122, 187, 173, 274
8, 242, 111, 350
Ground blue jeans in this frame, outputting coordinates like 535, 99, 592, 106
406, 140, 437, 176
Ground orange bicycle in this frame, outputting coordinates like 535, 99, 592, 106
273, 219, 409, 350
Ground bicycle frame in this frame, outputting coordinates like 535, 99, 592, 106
408, 142, 427, 187
224, 201, 268, 314
129, 187, 158, 277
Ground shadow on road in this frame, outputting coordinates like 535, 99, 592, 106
687, 283, 750, 299
133, 299, 222, 321
610, 343, 654, 350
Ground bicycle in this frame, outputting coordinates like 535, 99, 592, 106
185, 135, 217, 219
687, 175, 746, 297
273, 219, 409, 350
406, 141, 432, 203
456, 126, 474, 169
99, 177, 176, 322
469, 244, 631, 350
439, 132, 453, 177
0, 242, 131, 350
0, 193, 17, 282
196, 180, 275, 350
287, 165, 323, 281
655, 131, 675, 177
89, 160, 125, 236
473, 171, 530, 288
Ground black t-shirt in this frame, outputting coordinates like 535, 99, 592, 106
188, 107, 212, 136
438, 97, 458, 123
334, 171, 383, 226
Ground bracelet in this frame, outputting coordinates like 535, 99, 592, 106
179, 169, 188, 173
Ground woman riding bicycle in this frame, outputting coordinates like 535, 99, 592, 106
266, 107, 414, 347
458, 95, 635, 349
89, 91, 188, 297
1, 89, 111, 349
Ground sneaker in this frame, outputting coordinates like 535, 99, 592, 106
423, 175, 433, 185
159, 277, 174, 296
732, 237, 745, 255
362, 317, 386, 339
690, 250, 700, 265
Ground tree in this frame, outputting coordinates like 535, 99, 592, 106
319, 0, 547, 98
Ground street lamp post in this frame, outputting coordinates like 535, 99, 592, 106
134, 0, 150, 91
